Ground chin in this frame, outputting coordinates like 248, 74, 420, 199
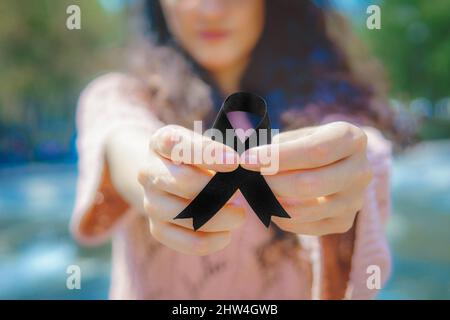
197, 54, 241, 72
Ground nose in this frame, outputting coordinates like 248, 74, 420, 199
197, 0, 226, 20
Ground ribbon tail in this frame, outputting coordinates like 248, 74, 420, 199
174, 171, 240, 231
239, 171, 291, 228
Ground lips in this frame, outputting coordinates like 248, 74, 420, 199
199, 30, 229, 41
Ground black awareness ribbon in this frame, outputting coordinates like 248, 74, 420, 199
174, 92, 291, 230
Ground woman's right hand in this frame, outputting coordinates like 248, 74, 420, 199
138, 125, 246, 256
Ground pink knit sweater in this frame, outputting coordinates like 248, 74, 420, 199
70, 73, 392, 300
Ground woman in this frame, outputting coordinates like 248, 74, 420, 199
71, 0, 394, 299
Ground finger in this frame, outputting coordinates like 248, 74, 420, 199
149, 218, 231, 256
151, 124, 239, 172
241, 121, 367, 172
138, 155, 213, 200
274, 210, 358, 236
143, 190, 246, 232
271, 126, 316, 144
273, 187, 365, 224
265, 151, 372, 199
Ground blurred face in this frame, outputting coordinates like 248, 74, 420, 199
160, 0, 265, 73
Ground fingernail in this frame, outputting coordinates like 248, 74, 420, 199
223, 152, 237, 165
242, 153, 258, 165
158, 129, 181, 152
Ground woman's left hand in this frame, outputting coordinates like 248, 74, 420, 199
240, 121, 373, 236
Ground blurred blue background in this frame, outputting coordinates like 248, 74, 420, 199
0, 0, 449, 299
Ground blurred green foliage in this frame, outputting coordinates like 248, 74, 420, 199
0, 0, 127, 162
361, 0, 450, 101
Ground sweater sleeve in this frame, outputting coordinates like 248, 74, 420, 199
345, 126, 392, 299
70, 72, 162, 246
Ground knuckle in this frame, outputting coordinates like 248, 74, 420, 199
146, 170, 161, 189
137, 169, 148, 186
148, 168, 184, 194
148, 218, 161, 238
336, 121, 366, 148
143, 198, 157, 216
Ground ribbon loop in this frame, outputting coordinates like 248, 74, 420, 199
174, 92, 290, 230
